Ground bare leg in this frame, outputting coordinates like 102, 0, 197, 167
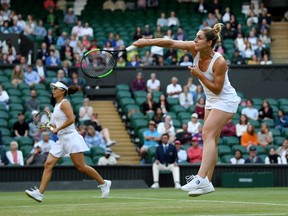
39, 154, 60, 194
197, 109, 234, 179
101, 128, 112, 143
70, 152, 105, 185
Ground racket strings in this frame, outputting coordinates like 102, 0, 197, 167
82, 51, 117, 78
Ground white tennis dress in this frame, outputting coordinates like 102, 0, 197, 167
50, 99, 89, 158
193, 52, 239, 113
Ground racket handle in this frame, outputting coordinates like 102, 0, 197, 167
126, 45, 137, 52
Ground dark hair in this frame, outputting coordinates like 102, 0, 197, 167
59, 81, 79, 95
201, 23, 223, 47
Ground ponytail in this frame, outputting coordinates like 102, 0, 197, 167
67, 85, 79, 95
202, 23, 224, 47
213, 23, 223, 42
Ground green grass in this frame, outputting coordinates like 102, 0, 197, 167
1, 188, 288, 216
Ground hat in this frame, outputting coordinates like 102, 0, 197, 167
31, 110, 39, 115
249, 146, 257, 151
50, 81, 68, 90
148, 120, 156, 126
192, 136, 198, 142
175, 140, 181, 145
191, 113, 198, 118
105, 149, 112, 155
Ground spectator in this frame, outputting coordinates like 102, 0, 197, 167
276, 139, 288, 161
141, 51, 153, 66
166, 77, 182, 98
24, 65, 40, 87
126, 55, 140, 67
214, 41, 225, 56
241, 124, 258, 149
114, 0, 126, 11
26, 145, 47, 165
153, 25, 164, 39
179, 85, 193, 109
244, 146, 264, 164
34, 59, 47, 83
164, 48, 177, 64
37, 42, 49, 65
13, 112, 29, 138
115, 33, 124, 50
206, 12, 218, 27
221, 119, 236, 137
103, 0, 115, 11
173, 27, 188, 41
231, 49, 245, 65
98, 149, 117, 165
167, 11, 180, 27
236, 114, 249, 138
44, 29, 56, 48
0, 83, 9, 109
194, 97, 205, 120
247, 31, 258, 51
0, 144, 9, 166
84, 125, 107, 150
43, 0, 55, 11
265, 146, 282, 164
186, 77, 197, 95
56, 0, 67, 12
222, 22, 234, 40
175, 140, 188, 163
241, 99, 259, 120
141, 121, 161, 164
146, 73, 160, 93
259, 29, 271, 46
11, 64, 24, 87
16, 14, 26, 30
179, 55, 193, 66
230, 150, 245, 164
187, 113, 201, 136
142, 25, 153, 39
158, 94, 169, 114
25, 89, 40, 112
28, 110, 40, 140
23, 14, 35, 36
56, 31, 68, 47
150, 133, 181, 189
34, 20, 47, 37
229, 14, 238, 32
34, 131, 55, 155
258, 100, 273, 120
142, 92, 157, 115
79, 98, 93, 122
275, 110, 288, 131
51, 69, 68, 83
68, 71, 85, 91
258, 123, 273, 149
45, 49, 61, 66
131, 72, 146, 92
193, 85, 206, 104
242, 42, 254, 62
156, 12, 167, 27
176, 123, 192, 145
187, 136, 203, 164
246, 11, 258, 26
153, 107, 164, 126
222, 7, 231, 23
133, 26, 143, 41
0, 20, 10, 33
282, 151, 288, 164
82, 22, 93, 37
157, 115, 176, 142
84, 113, 116, 146
194, 0, 208, 15
260, 54, 273, 65
247, 54, 259, 65
64, 8, 77, 24
71, 20, 84, 38
6, 141, 24, 166
234, 33, 246, 53
163, 29, 174, 39
9, 18, 22, 34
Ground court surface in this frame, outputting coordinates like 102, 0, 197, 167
1, 188, 287, 216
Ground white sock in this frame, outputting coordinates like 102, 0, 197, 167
196, 175, 205, 180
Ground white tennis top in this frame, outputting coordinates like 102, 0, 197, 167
51, 99, 76, 135
193, 52, 238, 105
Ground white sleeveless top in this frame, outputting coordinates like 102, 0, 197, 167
193, 52, 238, 113
51, 99, 77, 136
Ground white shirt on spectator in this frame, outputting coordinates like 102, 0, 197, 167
236, 124, 248, 137
166, 84, 182, 98
179, 92, 193, 108
230, 158, 245, 164
98, 156, 117, 165
82, 27, 93, 37
177, 149, 188, 163
187, 121, 201, 135
71, 26, 84, 37
147, 79, 160, 92
241, 107, 258, 120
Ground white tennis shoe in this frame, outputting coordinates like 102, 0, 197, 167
98, 180, 111, 198
150, 182, 159, 189
25, 186, 44, 202
181, 175, 210, 192
188, 182, 215, 196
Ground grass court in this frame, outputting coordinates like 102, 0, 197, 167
0, 188, 288, 216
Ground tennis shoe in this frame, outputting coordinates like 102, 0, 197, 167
98, 180, 111, 198
188, 182, 215, 197
174, 182, 181, 189
25, 186, 43, 202
150, 182, 159, 189
181, 175, 210, 192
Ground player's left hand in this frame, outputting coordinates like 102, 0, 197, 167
52, 127, 59, 134
188, 65, 202, 78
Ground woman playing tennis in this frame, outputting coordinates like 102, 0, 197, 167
133, 23, 239, 196
25, 81, 111, 202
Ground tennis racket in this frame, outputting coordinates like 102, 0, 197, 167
80, 45, 137, 78
32, 110, 54, 131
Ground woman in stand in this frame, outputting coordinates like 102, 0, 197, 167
25, 81, 111, 202
133, 23, 239, 196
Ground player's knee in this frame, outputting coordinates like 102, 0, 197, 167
74, 163, 85, 172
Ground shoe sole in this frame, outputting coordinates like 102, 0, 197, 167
188, 186, 215, 197
25, 191, 42, 203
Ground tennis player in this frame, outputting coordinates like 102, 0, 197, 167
25, 81, 111, 202
133, 23, 239, 196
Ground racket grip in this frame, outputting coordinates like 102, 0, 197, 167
126, 45, 137, 52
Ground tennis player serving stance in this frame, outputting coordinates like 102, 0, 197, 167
133, 23, 238, 196
25, 81, 111, 202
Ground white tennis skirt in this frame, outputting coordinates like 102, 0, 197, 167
50, 131, 89, 158
205, 98, 239, 114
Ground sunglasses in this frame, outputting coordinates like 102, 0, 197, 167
52, 87, 64, 91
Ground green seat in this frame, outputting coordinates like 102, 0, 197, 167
69, 91, 84, 99
0, 119, 8, 128
9, 96, 22, 104
221, 154, 234, 163
223, 136, 240, 147
248, 120, 260, 128
116, 91, 132, 101
252, 98, 263, 106
2, 82, 15, 90
9, 111, 19, 118
0, 75, 9, 83
37, 96, 51, 104
231, 145, 248, 154
90, 146, 105, 157
278, 98, 288, 107
84, 156, 94, 165
32, 83, 46, 90
131, 118, 149, 132
7, 89, 21, 97
0, 110, 8, 120
280, 105, 288, 114
264, 98, 278, 106
187, 105, 195, 113
147, 146, 157, 164
165, 112, 177, 120
178, 112, 192, 120
70, 97, 84, 106
8, 118, 17, 129
167, 97, 179, 106
170, 105, 186, 114
20, 145, 34, 159
152, 91, 164, 99
135, 97, 146, 106
218, 145, 232, 157
254, 146, 266, 155
16, 136, 34, 147
119, 98, 135, 111
0, 103, 7, 111
9, 103, 24, 112
124, 104, 141, 116
273, 136, 286, 146
17, 82, 30, 90
2, 136, 15, 146
218, 138, 224, 145
116, 84, 130, 92
92, 156, 102, 164
60, 157, 74, 165
261, 119, 275, 128
130, 112, 145, 120
21, 89, 32, 96
37, 90, 51, 97
282, 128, 288, 138
133, 91, 147, 99
172, 119, 181, 129
0, 128, 11, 137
